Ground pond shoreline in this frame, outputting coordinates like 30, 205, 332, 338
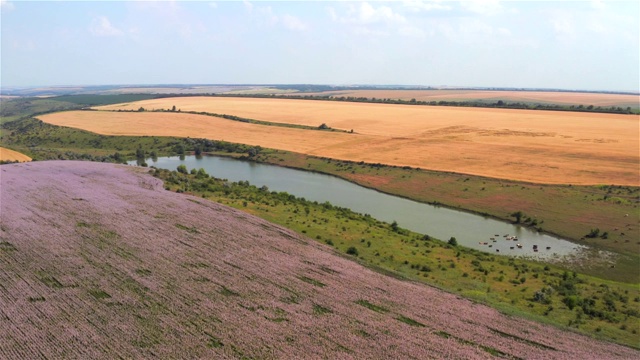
134, 153, 589, 261
200, 151, 581, 246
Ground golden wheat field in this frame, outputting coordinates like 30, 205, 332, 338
41, 97, 640, 185
295, 89, 640, 108
0, 147, 31, 162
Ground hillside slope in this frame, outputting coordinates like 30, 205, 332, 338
0, 161, 637, 359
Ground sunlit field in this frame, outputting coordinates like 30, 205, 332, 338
0, 147, 31, 162
42, 97, 640, 185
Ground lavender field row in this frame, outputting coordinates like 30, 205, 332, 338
1, 161, 637, 359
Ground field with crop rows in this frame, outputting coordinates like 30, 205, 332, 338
44, 97, 640, 185
1, 161, 637, 359
296, 89, 640, 109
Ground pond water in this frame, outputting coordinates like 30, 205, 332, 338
131, 155, 589, 260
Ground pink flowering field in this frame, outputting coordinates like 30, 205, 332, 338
1, 161, 637, 359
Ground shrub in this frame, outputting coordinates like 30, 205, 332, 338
346, 247, 359, 256
586, 228, 600, 238
176, 164, 188, 174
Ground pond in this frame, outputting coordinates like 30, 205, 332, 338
131, 155, 589, 260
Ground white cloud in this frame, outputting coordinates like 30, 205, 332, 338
460, 0, 504, 16
352, 2, 406, 24
89, 16, 124, 37
329, 2, 407, 37
333, 2, 406, 25
403, 0, 451, 12
327, 6, 338, 22
1, 0, 14, 11
590, 0, 606, 10
550, 13, 575, 38
209, 2, 217, 9
245, 3, 308, 32
431, 17, 511, 45
281, 14, 308, 31
243, 0, 253, 12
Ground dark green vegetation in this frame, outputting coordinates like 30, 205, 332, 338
0, 94, 160, 125
0, 117, 256, 163
52, 94, 158, 105
0, 97, 81, 124
151, 167, 640, 348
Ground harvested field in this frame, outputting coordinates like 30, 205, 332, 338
0, 147, 31, 162
297, 89, 640, 108
47, 97, 640, 185
39, 111, 356, 154
1, 161, 638, 359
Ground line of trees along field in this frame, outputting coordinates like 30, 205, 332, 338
205, 93, 640, 114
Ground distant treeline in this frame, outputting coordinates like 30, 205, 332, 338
237, 84, 640, 96
209, 93, 638, 115
3, 91, 636, 119
52, 94, 159, 106
125, 92, 638, 115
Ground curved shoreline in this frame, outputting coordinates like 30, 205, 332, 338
204, 152, 584, 245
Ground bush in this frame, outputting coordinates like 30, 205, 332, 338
346, 247, 359, 256
176, 164, 188, 174
448, 237, 458, 246
586, 228, 600, 238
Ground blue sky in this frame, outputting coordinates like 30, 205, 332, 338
1, 0, 638, 91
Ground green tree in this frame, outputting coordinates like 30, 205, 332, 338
176, 164, 188, 174
135, 147, 145, 160
448, 237, 458, 246
248, 146, 262, 158
511, 211, 524, 223
196, 168, 208, 179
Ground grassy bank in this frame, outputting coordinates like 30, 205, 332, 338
152, 167, 640, 349
217, 149, 640, 283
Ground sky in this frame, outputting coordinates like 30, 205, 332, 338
1, 0, 638, 92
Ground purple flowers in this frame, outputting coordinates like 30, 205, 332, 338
1, 161, 637, 359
